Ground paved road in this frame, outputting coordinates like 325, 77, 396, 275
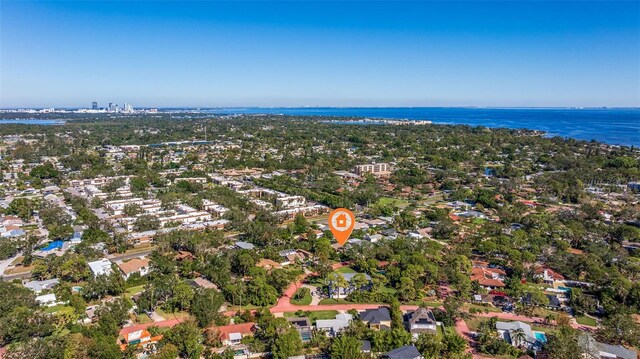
1, 271, 32, 282
0, 252, 21, 275
1, 248, 155, 282
107, 248, 154, 262
0, 252, 25, 282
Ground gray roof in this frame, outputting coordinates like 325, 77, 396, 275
578, 334, 637, 359
496, 321, 536, 344
546, 294, 561, 308
383, 345, 423, 359
24, 278, 59, 293
340, 272, 372, 282
360, 307, 391, 324
407, 307, 437, 325
361, 340, 371, 352
316, 314, 352, 334
235, 241, 255, 250
457, 210, 485, 218
286, 317, 311, 328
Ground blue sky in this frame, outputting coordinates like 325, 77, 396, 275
1, 1, 639, 108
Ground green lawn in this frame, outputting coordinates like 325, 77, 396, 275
334, 267, 357, 274
291, 288, 312, 305
44, 304, 67, 314
532, 307, 558, 319
318, 298, 351, 305
464, 317, 484, 332
576, 315, 597, 327
155, 308, 191, 320
378, 197, 410, 207
124, 285, 145, 298
405, 300, 442, 307
465, 303, 503, 313
284, 310, 339, 323
135, 314, 153, 324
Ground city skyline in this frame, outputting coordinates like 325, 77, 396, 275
1, 1, 639, 108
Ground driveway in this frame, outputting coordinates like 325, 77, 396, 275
148, 311, 165, 322
302, 284, 321, 305
0, 252, 21, 276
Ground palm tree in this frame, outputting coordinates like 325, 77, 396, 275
512, 328, 527, 348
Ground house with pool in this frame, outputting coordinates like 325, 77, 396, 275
496, 321, 547, 350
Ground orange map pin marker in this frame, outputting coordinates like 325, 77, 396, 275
328, 208, 355, 246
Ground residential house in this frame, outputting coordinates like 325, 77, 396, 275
88, 258, 113, 277
35, 293, 58, 307
330, 272, 372, 297
256, 258, 283, 270
359, 307, 392, 330
118, 328, 163, 351
471, 261, 506, 289
405, 308, 437, 337
456, 210, 487, 220
175, 250, 195, 261
190, 277, 218, 290
473, 294, 511, 308
496, 321, 543, 350
235, 241, 255, 250
117, 258, 151, 280
546, 294, 562, 310
24, 278, 60, 294
278, 249, 310, 266
209, 322, 256, 346
316, 313, 353, 337
534, 266, 565, 285
382, 345, 424, 359
361, 340, 372, 354
286, 317, 313, 342
578, 334, 637, 359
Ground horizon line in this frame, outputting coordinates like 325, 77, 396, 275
2, 105, 639, 110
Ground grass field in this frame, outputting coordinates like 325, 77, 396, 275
576, 315, 597, 327
155, 308, 191, 321
44, 304, 66, 314
135, 314, 154, 324
291, 287, 312, 305
334, 266, 357, 274
318, 298, 351, 305
464, 303, 503, 313
124, 285, 145, 298
378, 197, 410, 207
284, 310, 339, 323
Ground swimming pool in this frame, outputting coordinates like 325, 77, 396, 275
41, 240, 64, 251
534, 332, 547, 343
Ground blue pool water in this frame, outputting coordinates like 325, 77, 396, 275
41, 240, 64, 251
534, 332, 547, 343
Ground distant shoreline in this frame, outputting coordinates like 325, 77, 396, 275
0, 107, 638, 147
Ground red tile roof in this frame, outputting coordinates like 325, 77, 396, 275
471, 267, 506, 287
209, 322, 256, 341
117, 258, 150, 275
